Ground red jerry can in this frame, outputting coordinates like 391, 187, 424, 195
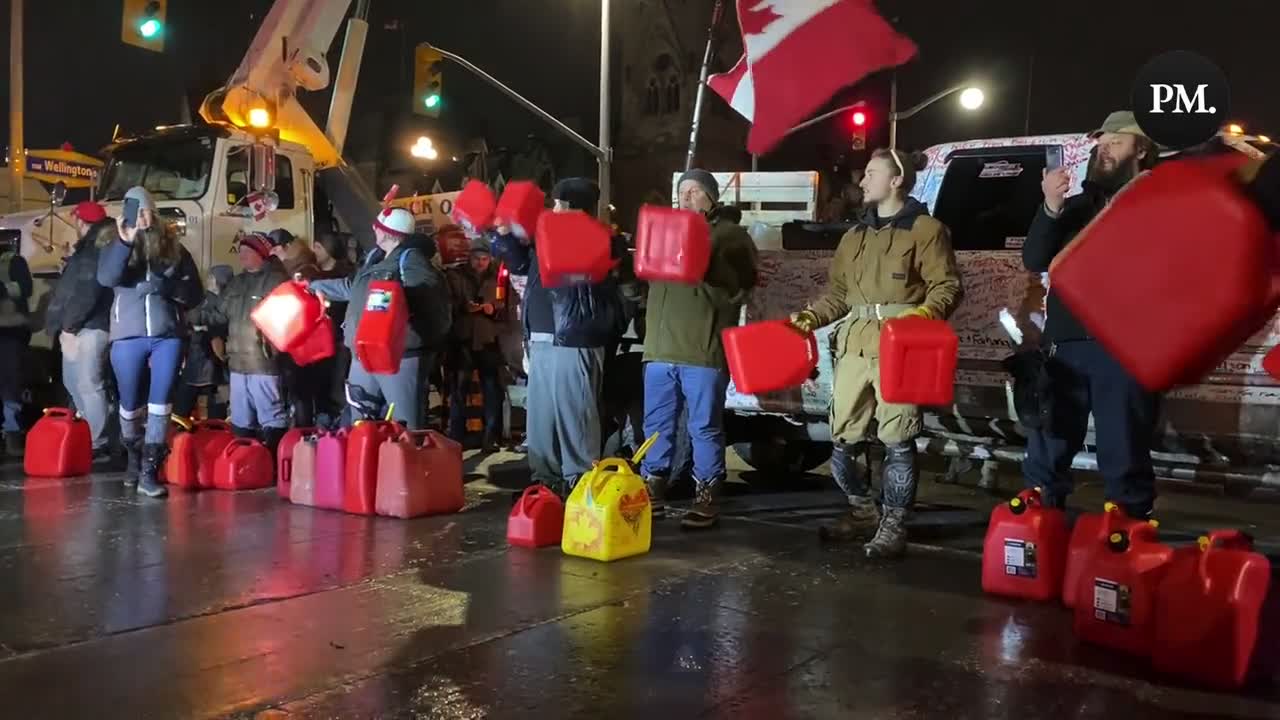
507, 484, 565, 548
879, 317, 959, 406
981, 489, 1069, 602
633, 205, 712, 284
1049, 154, 1280, 392
354, 280, 409, 374
535, 210, 614, 287
494, 181, 547, 240
1264, 345, 1280, 381
452, 180, 498, 233
277, 427, 316, 500
1153, 530, 1272, 690
722, 320, 819, 395
251, 281, 326, 353
1063, 503, 1157, 608
163, 416, 197, 488
345, 421, 399, 514
1071, 522, 1174, 657
213, 439, 274, 491
194, 420, 237, 489
24, 408, 92, 478
289, 316, 336, 366
289, 437, 321, 506
313, 430, 350, 511
375, 430, 464, 519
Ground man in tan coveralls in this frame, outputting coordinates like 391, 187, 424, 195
791, 148, 963, 559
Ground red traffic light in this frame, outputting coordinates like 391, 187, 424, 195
851, 110, 867, 127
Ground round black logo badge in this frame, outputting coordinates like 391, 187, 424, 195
1131, 51, 1229, 149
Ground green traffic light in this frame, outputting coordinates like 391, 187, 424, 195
424, 94, 441, 109
138, 18, 162, 38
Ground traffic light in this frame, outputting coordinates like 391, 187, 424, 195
850, 109, 868, 150
413, 44, 444, 118
122, 0, 166, 52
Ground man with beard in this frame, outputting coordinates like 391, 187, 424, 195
1021, 111, 1162, 519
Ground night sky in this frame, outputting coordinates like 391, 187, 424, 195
3, 1, 1278, 175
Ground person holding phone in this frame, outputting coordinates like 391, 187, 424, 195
444, 241, 507, 451
97, 186, 204, 497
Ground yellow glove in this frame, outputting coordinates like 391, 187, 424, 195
897, 306, 934, 320
788, 309, 820, 335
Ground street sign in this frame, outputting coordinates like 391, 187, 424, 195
24, 149, 104, 188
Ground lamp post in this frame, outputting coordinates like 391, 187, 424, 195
8, 0, 24, 213
888, 76, 985, 149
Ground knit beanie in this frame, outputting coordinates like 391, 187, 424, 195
676, 169, 720, 203
552, 177, 601, 212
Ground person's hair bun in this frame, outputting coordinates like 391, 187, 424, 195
909, 150, 929, 172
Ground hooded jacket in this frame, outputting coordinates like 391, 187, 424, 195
309, 234, 451, 357
45, 220, 114, 335
806, 197, 962, 359
96, 228, 204, 341
188, 258, 289, 376
1022, 181, 1113, 343
642, 204, 758, 369
446, 261, 507, 350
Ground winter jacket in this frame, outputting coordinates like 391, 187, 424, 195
96, 230, 204, 341
0, 248, 33, 337
806, 198, 963, 359
1023, 182, 1112, 343
446, 263, 507, 350
495, 230, 631, 349
188, 260, 288, 376
309, 235, 451, 357
642, 205, 759, 369
181, 291, 228, 387
45, 220, 114, 336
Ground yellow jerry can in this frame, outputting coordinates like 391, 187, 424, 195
561, 435, 657, 562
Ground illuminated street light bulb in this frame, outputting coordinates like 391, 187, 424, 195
247, 107, 272, 129
426, 147, 439, 160
411, 137, 436, 159
1259, 135, 1272, 143
959, 87, 985, 111
1227, 123, 1245, 135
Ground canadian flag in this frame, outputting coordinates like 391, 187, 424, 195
709, 0, 917, 155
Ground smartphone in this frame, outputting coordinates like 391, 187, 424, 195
121, 197, 140, 229
1045, 146, 1064, 172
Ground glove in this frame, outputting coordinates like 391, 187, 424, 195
788, 309, 820, 335
897, 306, 934, 320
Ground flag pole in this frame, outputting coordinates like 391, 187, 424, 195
684, 0, 725, 172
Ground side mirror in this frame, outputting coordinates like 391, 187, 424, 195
50, 182, 67, 207
250, 142, 276, 194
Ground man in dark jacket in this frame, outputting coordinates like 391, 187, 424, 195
493, 177, 626, 494
45, 201, 117, 458
0, 228, 33, 456
1022, 110, 1162, 519
188, 233, 289, 450
310, 208, 452, 429
445, 241, 507, 450
641, 169, 758, 528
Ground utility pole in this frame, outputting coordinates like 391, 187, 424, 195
597, 0, 612, 220
8, 0, 24, 213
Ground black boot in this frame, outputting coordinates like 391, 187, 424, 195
137, 444, 169, 498
645, 475, 669, 519
681, 477, 722, 530
819, 442, 880, 542
4, 432, 24, 457
123, 438, 142, 486
261, 427, 287, 459
865, 441, 918, 559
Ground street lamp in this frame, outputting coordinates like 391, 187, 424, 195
890, 80, 985, 149
411, 136, 438, 160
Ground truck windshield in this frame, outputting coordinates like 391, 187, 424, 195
98, 136, 216, 201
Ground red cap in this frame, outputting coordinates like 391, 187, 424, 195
238, 233, 273, 259
72, 201, 107, 224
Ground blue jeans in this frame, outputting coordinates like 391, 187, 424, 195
229, 373, 288, 430
0, 335, 24, 433
111, 337, 183, 444
448, 345, 504, 440
640, 362, 729, 485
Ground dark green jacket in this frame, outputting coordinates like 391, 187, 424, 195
642, 205, 758, 369
188, 259, 288, 376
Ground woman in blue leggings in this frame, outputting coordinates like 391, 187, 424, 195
97, 187, 203, 497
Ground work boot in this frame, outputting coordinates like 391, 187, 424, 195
123, 438, 142, 486
261, 427, 287, 459
137, 443, 169, 499
818, 495, 881, 542
645, 475, 669, 519
4, 432, 23, 457
681, 479, 722, 530
864, 508, 909, 559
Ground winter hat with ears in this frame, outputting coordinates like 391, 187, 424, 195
373, 206, 416, 238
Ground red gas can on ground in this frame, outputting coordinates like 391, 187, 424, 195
981, 489, 1069, 602
494, 181, 546, 240
1264, 345, 1280, 381
633, 205, 712, 284
453, 180, 498, 233
276, 427, 315, 500
289, 437, 320, 506
354, 280, 409, 375
1063, 503, 1155, 608
1153, 530, 1272, 690
879, 317, 959, 405
345, 422, 399, 514
375, 431, 464, 519
251, 281, 326, 353
535, 211, 614, 287
24, 408, 92, 478
1071, 522, 1174, 657
213, 439, 274, 491
507, 485, 565, 548
314, 430, 350, 511
1050, 155, 1280, 392
288, 316, 335, 366
722, 320, 818, 395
